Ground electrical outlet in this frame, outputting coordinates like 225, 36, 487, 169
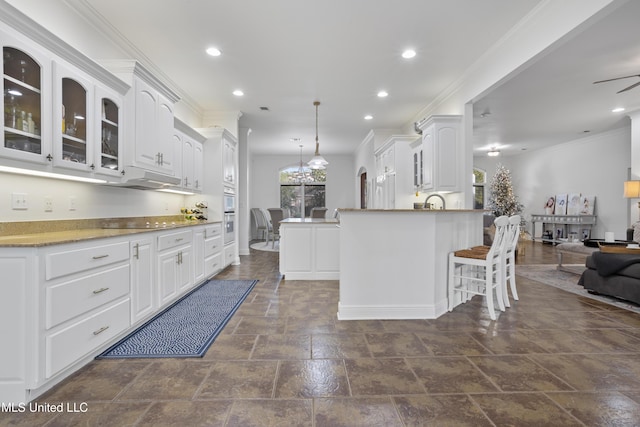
45, 196, 53, 212
11, 192, 28, 210
69, 196, 77, 211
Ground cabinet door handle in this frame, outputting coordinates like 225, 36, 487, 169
92, 287, 110, 294
160, 152, 164, 165
92, 254, 109, 260
134, 243, 139, 260
93, 326, 109, 336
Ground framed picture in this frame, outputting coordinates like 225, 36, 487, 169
544, 196, 555, 214
579, 195, 595, 215
555, 194, 568, 215
567, 193, 581, 215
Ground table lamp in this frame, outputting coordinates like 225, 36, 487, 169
624, 180, 640, 240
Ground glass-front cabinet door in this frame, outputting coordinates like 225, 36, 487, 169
95, 86, 122, 176
2, 38, 51, 164
53, 61, 93, 171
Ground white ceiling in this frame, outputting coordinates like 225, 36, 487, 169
472, 0, 640, 157
75, 0, 542, 155
11, 0, 640, 158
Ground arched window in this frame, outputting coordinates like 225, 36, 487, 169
473, 167, 487, 209
279, 165, 326, 218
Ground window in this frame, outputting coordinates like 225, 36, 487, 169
473, 168, 486, 209
279, 165, 326, 218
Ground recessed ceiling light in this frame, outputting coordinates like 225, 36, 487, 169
364, 115, 373, 120
232, 89, 244, 96
377, 90, 388, 98
612, 107, 625, 113
401, 49, 416, 59
7, 89, 22, 96
206, 47, 222, 57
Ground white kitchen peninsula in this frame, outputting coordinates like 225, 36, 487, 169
279, 218, 340, 280
337, 208, 484, 320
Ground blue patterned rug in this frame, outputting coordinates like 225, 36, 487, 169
98, 279, 257, 358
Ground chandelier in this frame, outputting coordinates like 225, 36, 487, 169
307, 101, 329, 170
292, 144, 313, 184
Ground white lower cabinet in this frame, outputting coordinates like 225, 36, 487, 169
193, 226, 205, 284
130, 237, 154, 324
223, 243, 236, 268
157, 229, 193, 306
204, 224, 223, 278
45, 299, 130, 379
0, 222, 227, 404
40, 238, 132, 385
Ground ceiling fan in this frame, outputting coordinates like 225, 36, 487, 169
593, 74, 640, 93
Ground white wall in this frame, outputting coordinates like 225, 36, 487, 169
248, 153, 355, 232
0, 172, 187, 221
474, 125, 631, 240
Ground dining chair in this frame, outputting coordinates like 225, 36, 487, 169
448, 215, 509, 320
267, 208, 286, 248
502, 214, 521, 307
310, 207, 328, 218
251, 208, 268, 241
260, 208, 273, 246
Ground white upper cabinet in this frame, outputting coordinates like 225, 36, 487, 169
374, 135, 418, 209
132, 77, 174, 173
95, 86, 123, 176
223, 137, 236, 186
1, 34, 52, 165
101, 60, 179, 177
417, 115, 462, 193
1, 8, 130, 179
174, 118, 206, 193
52, 61, 93, 171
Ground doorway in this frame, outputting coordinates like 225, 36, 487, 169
360, 171, 367, 209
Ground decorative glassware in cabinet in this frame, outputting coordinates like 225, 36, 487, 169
100, 98, 119, 171
3, 47, 42, 154
61, 78, 87, 164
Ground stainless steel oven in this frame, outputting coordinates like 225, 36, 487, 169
223, 189, 235, 213
224, 212, 235, 244
223, 188, 235, 245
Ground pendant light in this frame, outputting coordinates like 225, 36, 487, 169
308, 101, 329, 170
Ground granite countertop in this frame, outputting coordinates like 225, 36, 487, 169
280, 218, 339, 224
337, 208, 486, 213
0, 216, 220, 247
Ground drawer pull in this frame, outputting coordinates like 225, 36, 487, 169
92, 287, 110, 294
175, 238, 184, 243
93, 326, 109, 336
92, 254, 109, 260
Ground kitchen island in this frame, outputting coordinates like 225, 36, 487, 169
279, 218, 340, 280
337, 208, 485, 320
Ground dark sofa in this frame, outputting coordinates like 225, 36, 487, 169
578, 252, 640, 305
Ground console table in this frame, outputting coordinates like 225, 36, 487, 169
531, 214, 597, 244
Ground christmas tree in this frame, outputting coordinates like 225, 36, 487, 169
488, 164, 523, 217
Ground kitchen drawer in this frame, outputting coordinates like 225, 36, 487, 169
45, 241, 129, 280
205, 253, 222, 278
204, 235, 223, 258
224, 245, 235, 266
45, 299, 130, 378
157, 230, 192, 252
204, 223, 222, 239
46, 264, 130, 329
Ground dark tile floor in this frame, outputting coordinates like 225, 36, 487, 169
6, 241, 640, 426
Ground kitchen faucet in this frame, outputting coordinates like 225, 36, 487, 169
424, 193, 446, 210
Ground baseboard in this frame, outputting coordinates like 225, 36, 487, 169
337, 302, 440, 320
